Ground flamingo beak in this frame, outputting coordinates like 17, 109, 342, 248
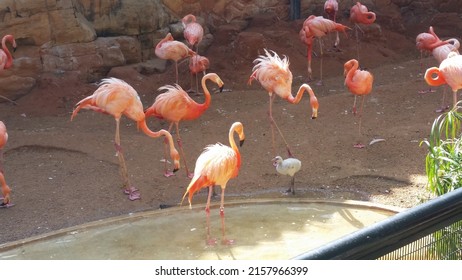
311, 108, 318, 119
219, 85, 224, 93
239, 139, 245, 147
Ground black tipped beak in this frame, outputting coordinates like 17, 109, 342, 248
311, 116, 317, 120
173, 168, 179, 173
239, 139, 245, 147
219, 85, 224, 93
13, 47, 16, 53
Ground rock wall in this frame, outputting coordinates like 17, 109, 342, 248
0, 0, 460, 101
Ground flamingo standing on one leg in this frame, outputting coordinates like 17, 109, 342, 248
324, 0, 340, 48
181, 121, 245, 245
299, 15, 349, 84
349, 2, 376, 60
71, 78, 181, 200
155, 33, 196, 84
182, 14, 204, 54
431, 38, 460, 112
0, 121, 12, 208
248, 49, 319, 157
145, 73, 224, 178
425, 51, 462, 109
344, 59, 374, 148
272, 156, 301, 195
189, 54, 210, 95
0, 34, 18, 105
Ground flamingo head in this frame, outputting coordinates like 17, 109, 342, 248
272, 156, 283, 167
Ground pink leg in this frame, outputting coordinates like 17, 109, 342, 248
114, 119, 141, 200
205, 186, 217, 246
174, 123, 194, 178
354, 96, 366, 149
219, 187, 234, 245
268, 95, 293, 157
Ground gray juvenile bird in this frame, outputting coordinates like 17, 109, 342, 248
272, 156, 301, 195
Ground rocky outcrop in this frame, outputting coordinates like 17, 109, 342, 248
0, 0, 460, 102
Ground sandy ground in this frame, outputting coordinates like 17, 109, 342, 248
0, 17, 442, 245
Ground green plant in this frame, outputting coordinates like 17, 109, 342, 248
422, 102, 462, 196
421, 102, 462, 259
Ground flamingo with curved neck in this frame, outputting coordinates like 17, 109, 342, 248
416, 26, 448, 53
145, 72, 224, 178
350, 2, 376, 25
425, 51, 462, 109
0, 34, 18, 105
155, 33, 196, 84
350, 2, 376, 60
248, 49, 319, 157
182, 14, 204, 53
0, 121, 12, 208
71, 77, 181, 200
189, 54, 210, 94
0, 34, 16, 70
344, 59, 374, 148
181, 121, 245, 245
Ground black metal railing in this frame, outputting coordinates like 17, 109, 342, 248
293, 188, 462, 260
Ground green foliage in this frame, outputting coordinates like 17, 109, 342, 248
422, 102, 462, 260
422, 102, 462, 196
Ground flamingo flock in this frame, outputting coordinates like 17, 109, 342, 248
2, 2, 462, 247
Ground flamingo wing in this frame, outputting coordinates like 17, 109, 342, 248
184, 23, 204, 46
348, 70, 374, 95
0, 121, 7, 149
250, 49, 293, 98
156, 41, 194, 61
72, 78, 144, 122
148, 84, 194, 121
0, 51, 6, 70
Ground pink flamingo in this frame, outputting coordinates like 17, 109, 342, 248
344, 59, 374, 148
324, 0, 340, 48
416, 26, 448, 55
181, 121, 245, 245
415, 26, 449, 94
0, 34, 18, 105
189, 54, 210, 95
0, 121, 12, 208
145, 73, 224, 178
431, 38, 460, 112
71, 78, 181, 200
248, 49, 319, 157
299, 15, 349, 84
425, 51, 462, 109
182, 14, 204, 53
155, 33, 196, 84
349, 2, 376, 60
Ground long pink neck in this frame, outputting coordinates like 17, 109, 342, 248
2, 35, 15, 69
346, 61, 359, 86
287, 84, 318, 119
138, 119, 173, 143
199, 73, 214, 110
286, 83, 312, 104
183, 14, 196, 25
138, 119, 179, 167
228, 124, 242, 170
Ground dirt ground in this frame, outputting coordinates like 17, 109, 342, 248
0, 17, 444, 246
